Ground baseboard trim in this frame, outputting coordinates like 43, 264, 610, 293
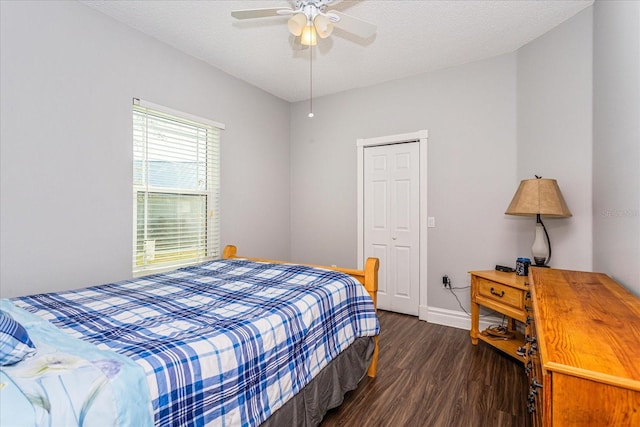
424, 306, 502, 331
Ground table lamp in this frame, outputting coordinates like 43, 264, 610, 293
505, 176, 572, 266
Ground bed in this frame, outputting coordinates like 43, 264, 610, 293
0, 245, 380, 427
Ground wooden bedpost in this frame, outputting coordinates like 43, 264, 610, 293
364, 257, 379, 378
222, 245, 237, 259
363, 257, 379, 309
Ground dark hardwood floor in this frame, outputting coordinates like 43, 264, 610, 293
321, 310, 531, 427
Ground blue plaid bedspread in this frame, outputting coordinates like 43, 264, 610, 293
12, 259, 380, 426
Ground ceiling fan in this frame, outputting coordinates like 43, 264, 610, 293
231, 0, 377, 46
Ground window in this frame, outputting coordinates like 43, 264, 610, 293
132, 99, 223, 275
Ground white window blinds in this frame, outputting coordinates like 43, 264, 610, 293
132, 100, 223, 275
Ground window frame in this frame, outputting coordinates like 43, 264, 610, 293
132, 98, 224, 276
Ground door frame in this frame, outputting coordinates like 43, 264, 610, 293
357, 130, 428, 320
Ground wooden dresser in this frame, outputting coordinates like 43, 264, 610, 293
526, 268, 640, 426
469, 270, 529, 362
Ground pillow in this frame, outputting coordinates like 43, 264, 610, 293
0, 310, 36, 365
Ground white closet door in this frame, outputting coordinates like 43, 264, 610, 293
364, 142, 420, 315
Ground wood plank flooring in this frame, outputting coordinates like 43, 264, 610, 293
321, 310, 531, 427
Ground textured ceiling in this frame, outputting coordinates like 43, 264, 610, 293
80, 0, 593, 102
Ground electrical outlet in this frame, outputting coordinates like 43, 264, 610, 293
442, 275, 451, 289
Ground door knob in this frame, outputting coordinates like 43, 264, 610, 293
392, 236, 397, 240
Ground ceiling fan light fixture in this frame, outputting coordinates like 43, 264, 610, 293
300, 24, 317, 46
314, 14, 333, 39
287, 12, 307, 37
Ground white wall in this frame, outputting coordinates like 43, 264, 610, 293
290, 6, 598, 318
516, 7, 594, 271
593, 0, 640, 294
0, 1, 291, 298
290, 53, 519, 313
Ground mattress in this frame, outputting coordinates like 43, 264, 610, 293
2, 258, 379, 426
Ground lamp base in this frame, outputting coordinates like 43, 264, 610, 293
533, 257, 547, 266
531, 222, 550, 267
533, 256, 550, 268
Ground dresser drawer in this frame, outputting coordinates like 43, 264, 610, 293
477, 277, 524, 310
525, 307, 544, 427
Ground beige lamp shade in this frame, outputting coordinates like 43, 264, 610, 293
505, 178, 572, 217
314, 14, 334, 39
300, 24, 317, 46
288, 13, 307, 37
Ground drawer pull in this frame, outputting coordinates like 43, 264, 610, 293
490, 287, 505, 298
532, 378, 543, 389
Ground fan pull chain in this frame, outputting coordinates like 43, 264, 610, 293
308, 45, 314, 118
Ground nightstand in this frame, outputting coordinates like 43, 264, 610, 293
469, 270, 529, 362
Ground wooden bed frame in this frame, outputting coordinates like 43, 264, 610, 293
222, 245, 380, 378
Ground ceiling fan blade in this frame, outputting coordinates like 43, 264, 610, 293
231, 7, 293, 20
328, 10, 376, 39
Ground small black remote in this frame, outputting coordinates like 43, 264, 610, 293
495, 265, 515, 273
